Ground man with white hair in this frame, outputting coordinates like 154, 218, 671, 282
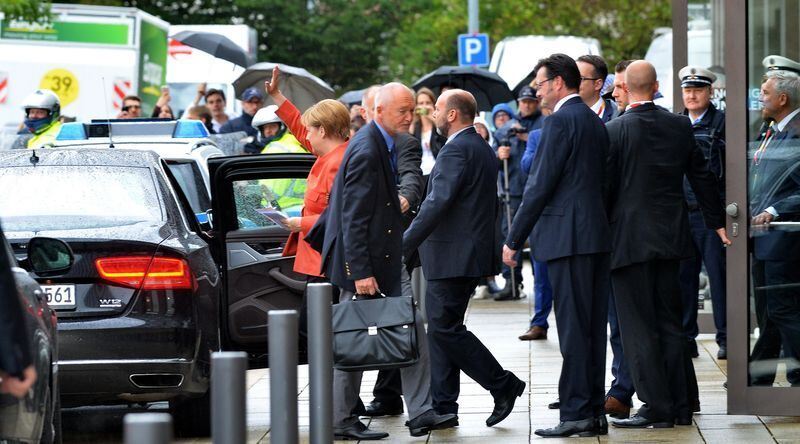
315, 82, 453, 440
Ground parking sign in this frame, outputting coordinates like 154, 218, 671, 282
458, 33, 489, 67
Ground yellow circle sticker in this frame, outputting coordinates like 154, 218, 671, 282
39, 68, 80, 107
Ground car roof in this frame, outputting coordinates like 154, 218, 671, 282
0, 148, 163, 168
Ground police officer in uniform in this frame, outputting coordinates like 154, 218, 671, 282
748, 55, 800, 386
676, 66, 728, 360
20, 89, 61, 149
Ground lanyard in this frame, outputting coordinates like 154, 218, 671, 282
753, 121, 775, 166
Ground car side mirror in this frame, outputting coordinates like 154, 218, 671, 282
27, 237, 74, 276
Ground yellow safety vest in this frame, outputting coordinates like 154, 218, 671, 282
260, 133, 308, 154
27, 121, 62, 149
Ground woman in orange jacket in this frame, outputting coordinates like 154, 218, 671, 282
265, 67, 349, 287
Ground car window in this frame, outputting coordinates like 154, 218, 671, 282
232, 178, 307, 230
0, 165, 164, 231
165, 160, 212, 217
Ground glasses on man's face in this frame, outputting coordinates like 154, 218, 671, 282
580, 77, 601, 82
127, 104, 142, 110
534, 77, 554, 89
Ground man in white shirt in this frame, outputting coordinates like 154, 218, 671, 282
577, 55, 617, 123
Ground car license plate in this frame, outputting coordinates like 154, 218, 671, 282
42, 284, 76, 309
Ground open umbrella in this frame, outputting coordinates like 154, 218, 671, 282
512, 69, 537, 98
338, 88, 366, 107
170, 30, 249, 67
233, 62, 335, 112
412, 65, 514, 111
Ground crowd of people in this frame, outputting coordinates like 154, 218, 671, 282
10, 46, 800, 440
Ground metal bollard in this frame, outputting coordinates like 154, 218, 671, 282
307, 283, 333, 444
269, 309, 299, 444
124, 412, 172, 444
212, 351, 248, 444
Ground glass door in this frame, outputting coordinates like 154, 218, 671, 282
726, 0, 800, 414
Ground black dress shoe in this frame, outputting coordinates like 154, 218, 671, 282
364, 398, 404, 417
596, 415, 608, 435
534, 418, 598, 438
612, 414, 674, 429
334, 420, 389, 440
717, 344, 727, 360
689, 339, 699, 358
675, 414, 693, 426
486, 378, 526, 427
407, 410, 458, 436
547, 399, 560, 409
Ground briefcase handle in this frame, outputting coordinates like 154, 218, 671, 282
352, 292, 387, 301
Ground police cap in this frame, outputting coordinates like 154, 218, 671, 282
679, 66, 717, 88
762, 55, 800, 75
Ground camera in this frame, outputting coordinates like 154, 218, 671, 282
121, 105, 131, 112
507, 126, 528, 136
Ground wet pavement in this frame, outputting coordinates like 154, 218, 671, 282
62, 263, 800, 443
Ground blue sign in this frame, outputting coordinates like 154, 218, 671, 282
458, 33, 490, 67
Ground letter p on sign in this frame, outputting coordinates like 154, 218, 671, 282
458, 33, 489, 67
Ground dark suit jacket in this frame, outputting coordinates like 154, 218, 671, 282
395, 132, 424, 225
506, 96, 611, 262
605, 102, 725, 270
750, 112, 800, 260
315, 121, 404, 295
412, 123, 447, 159
403, 127, 502, 280
600, 98, 618, 123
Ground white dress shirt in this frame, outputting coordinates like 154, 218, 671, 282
553, 93, 581, 113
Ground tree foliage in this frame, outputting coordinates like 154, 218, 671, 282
14, 0, 671, 92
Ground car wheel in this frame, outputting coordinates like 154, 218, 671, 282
40, 362, 61, 444
169, 391, 211, 437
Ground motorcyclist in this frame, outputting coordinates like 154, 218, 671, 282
21, 89, 61, 149
244, 105, 307, 154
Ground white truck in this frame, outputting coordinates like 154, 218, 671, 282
0, 3, 169, 130
166, 24, 257, 117
490, 35, 603, 91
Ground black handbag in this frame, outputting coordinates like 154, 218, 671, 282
331, 293, 419, 371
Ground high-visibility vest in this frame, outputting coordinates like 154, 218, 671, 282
260, 133, 307, 154
27, 121, 62, 149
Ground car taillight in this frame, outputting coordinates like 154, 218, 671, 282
95, 256, 193, 290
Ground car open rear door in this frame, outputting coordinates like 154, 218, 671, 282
209, 153, 316, 365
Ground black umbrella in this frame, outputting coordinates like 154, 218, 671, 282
412, 65, 514, 111
338, 88, 366, 107
170, 30, 249, 68
512, 69, 537, 98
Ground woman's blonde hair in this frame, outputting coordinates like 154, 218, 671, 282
301, 99, 351, 140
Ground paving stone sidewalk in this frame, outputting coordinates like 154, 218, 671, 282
187, 265, 800, 443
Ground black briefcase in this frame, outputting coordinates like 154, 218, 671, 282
331, 294, 419, 371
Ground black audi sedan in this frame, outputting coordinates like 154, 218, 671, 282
0, 224, 74, 443
0, 147, 313, 436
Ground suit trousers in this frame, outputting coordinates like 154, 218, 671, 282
607, 287, 635, 405
333, 289, 432, 427
529, 255, 553, 329
749, 259, 800, 385
612, 260, 696, 420
547, 253, 609, 421
425, 277, 517, 414
679, 209, 727, 345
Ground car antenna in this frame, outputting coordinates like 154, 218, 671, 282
29, 149, 39, 166
101, 76, 115, 148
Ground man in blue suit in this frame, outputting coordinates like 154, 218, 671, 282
504, 53, 612, 438
403, 89, 525, 428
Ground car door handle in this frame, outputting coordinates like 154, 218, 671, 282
268, 267, 306, 293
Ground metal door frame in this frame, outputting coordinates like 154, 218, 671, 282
723, 0, 800, 415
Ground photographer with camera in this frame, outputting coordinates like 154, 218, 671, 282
116, 95, 142, 119
492, 86, 544, 301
